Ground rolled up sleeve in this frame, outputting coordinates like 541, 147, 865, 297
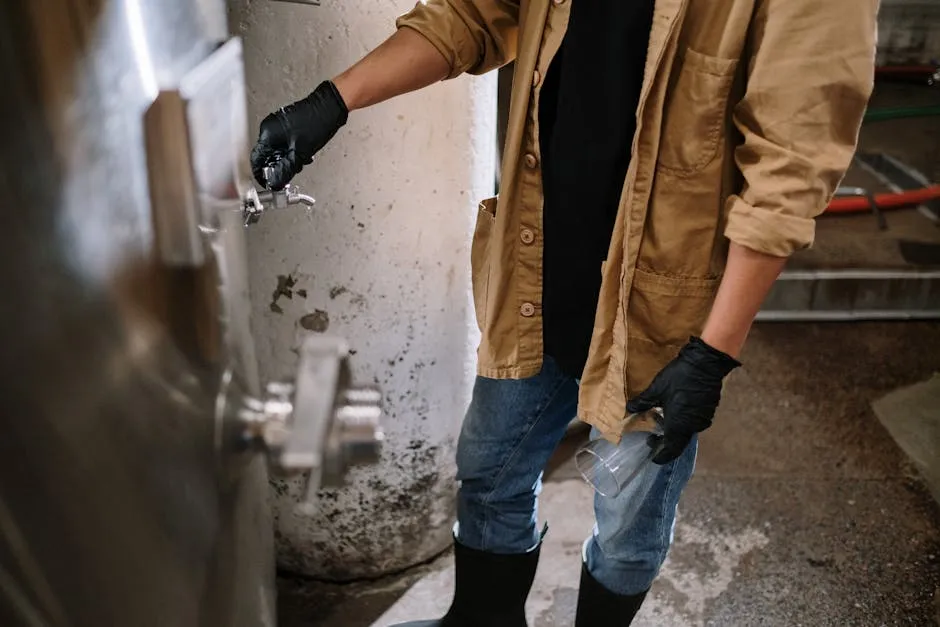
396, 0, 520, 80
724, 0, 878, 257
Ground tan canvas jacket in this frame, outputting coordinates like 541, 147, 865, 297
397, 0, 878, 440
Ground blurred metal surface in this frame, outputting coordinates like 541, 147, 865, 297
0, 1, 380, 625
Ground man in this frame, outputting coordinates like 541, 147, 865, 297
250, 1, 878, 624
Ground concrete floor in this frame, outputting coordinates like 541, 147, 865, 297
278, 322, 940, 626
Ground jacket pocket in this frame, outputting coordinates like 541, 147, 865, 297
657, 48, 738, 177
627, 268, 720, 347
471, 197, 497, 332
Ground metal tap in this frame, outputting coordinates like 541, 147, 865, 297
242, 166, 316, 226
222, 336, 384, 507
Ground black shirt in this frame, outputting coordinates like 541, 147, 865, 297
539, 0, 656, 378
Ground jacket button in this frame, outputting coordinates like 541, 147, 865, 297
520, 228, 535, 245
524, 153, 538, 169
520, 302, 536, 317
532, 71, 541, 88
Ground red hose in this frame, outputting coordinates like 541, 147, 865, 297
826, 185, 940, 213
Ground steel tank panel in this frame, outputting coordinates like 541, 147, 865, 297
0, 2, 274, 626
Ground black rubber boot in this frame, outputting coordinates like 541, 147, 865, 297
574, 562, 648, 627
392, 539, 541, 627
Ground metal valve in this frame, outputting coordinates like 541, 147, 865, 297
225, 335, 384, 506
242, 166, 316, 226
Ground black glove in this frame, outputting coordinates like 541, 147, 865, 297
249, 80, 349, 191
627, 336, 741, 465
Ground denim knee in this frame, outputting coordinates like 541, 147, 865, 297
453, 367, 578, 554
454, 404, 546, 553
586, 436, 698, 595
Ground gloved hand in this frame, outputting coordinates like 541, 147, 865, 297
249, 80, 349, 191
627, 336, 741, 465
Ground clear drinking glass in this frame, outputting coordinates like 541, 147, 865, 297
575, 408, 665, 498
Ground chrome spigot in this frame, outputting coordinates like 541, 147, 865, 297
242, 166, 316, 226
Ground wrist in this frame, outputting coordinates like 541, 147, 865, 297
331, 72, 360, 111
685, 336, 742, 376
699, 323, 749, 360
699, 282, 754, 359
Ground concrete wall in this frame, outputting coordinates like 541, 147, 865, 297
228, 1, 497, 579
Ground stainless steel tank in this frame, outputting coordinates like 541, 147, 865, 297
0, 2, 382, 625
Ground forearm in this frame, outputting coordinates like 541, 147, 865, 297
700, 0, 875, 361
700, 242, 787, 358
332, 28, 450, 111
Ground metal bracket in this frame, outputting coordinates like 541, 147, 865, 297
144, 37, 252, 265
277, 336, 383, 498
216, 336, 384, 508
144, 91, 205, 266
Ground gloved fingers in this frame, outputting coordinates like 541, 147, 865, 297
646, 433, 665, 456
251, 112, 293, 186
651, 431, 691, 465
626, 385, 660, 415
265, 154, 297, 191
250, 142, 275, 187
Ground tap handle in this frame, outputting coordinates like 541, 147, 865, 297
242, 169, 316, 226
263, 165, 276, 189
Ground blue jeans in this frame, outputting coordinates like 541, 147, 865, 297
455, 356, 697, 596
